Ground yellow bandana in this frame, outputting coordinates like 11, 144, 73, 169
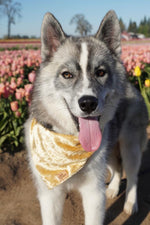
30, 119, 94, 189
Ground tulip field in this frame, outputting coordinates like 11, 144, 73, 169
0, 41, 150, 152
0, 48, 41, 152
122, 44, 150, 74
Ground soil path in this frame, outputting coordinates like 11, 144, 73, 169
0, 139, 150, 225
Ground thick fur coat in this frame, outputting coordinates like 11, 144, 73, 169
25, 10, 148, 225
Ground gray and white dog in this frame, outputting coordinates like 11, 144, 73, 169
25, 10, 148, 225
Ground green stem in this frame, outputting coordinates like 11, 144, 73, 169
137, 76, 143, 92
141, 89, 150, 120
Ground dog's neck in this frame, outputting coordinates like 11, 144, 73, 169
30, 118, 94, 189
30, 99, 78, 135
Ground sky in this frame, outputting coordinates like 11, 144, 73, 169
0, 0, 150, 38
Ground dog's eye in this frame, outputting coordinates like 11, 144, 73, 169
62, 71, 73, 79
95, 69, 106, 77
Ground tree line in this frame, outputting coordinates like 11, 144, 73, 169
119, 17, 150, 37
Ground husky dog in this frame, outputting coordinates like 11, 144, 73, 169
25, 10, 148, 225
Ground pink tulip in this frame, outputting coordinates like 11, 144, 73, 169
15, 91, 22, 100
3, 88, 10, 98
24, 84, 33, 96
17, 77, 23, 86
15, 88, 25, 100
28, 71, 36, 83
10, 81, 17, 90
27, 58, 32, 67
11, 63, 17, 71
19, 68, 24, 75
15, 111, 21, 117
11, 78, 16, 83
0, 83, 5, 96
10, 101, 18, 112
0, 83, 10, 98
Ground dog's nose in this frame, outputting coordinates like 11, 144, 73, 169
78, 96, 98, 114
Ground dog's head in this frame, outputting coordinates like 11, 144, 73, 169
32, 11, 126, 151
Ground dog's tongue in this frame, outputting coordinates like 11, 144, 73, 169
78, 117, 102, 152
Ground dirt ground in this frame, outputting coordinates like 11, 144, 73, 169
0, 129, 150, 225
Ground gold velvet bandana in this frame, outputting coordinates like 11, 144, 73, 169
30, 119, 94, 189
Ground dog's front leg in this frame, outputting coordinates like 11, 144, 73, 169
79, 178, 106, 225
38, 187, 66, 225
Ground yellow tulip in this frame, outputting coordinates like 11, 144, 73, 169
145, 79, 150, 87
134, 66, 141, 77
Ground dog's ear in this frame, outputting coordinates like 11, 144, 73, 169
95, 10, 121, 58
41, 12, 66, 61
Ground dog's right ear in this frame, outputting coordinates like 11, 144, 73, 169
41, 12, 66, 61
95, 11, 121, 58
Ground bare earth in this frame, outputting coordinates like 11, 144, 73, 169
0, 129, 150, 225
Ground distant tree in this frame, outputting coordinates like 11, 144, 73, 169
128, 20, 137, 33
138, 17, 150, 37
126, 16, 150, 37
0, 0, 21, 38
70, 14, 92, 36
119, 18, 126, 32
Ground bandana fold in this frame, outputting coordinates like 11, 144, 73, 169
30, 119, 94, 189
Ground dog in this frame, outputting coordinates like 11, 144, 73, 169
25, 10, 148, 225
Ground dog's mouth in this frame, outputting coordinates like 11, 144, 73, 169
64, 99, 102, 152
71, 114, 102, 152
78, 116, 102, 152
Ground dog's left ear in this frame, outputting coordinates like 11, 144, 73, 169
41, 12, 66, 61
95, 10, 121, 58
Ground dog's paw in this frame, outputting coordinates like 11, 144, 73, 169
106, 187, 119, 199
123, 201, 138, 215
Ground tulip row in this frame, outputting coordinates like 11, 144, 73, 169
0, 39, 41, 51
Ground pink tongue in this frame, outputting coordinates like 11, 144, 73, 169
78, 117, 102, 152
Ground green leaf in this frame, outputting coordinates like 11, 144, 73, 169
12, 120, 18, 132
14, 140, 19, 147
144, 66, 150, 74
141, 89, 150, 119
16, 126, 23, 136
0, 135, 8, 146
0, 117, 9, 134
